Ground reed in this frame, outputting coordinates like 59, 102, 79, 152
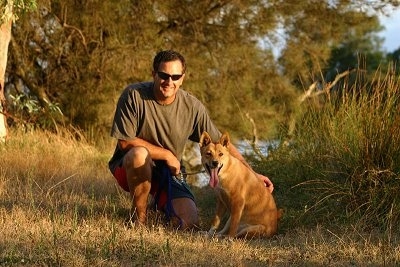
262, 65, 400, 232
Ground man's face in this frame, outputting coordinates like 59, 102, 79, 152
152, 60, 185, 104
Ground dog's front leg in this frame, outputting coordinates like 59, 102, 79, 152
227, 198, 245, 237
208, 196, 227, 236
216, 215, 231, 236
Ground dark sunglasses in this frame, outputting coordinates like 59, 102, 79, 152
157, 71, 183, 81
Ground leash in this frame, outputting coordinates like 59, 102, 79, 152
178, 169, 206, 179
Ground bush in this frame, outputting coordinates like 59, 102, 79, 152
257, 66, 400, 231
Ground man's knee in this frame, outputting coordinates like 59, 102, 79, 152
124, 146, 153, 208
123, 146, 151, 168
172, 198, 199, 230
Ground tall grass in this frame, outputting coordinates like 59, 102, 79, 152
1, 106, 400, 265
262, 66, 400, 231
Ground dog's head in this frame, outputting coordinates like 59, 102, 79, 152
199, 131, 230, 188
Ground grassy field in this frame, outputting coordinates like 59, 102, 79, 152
1, 68, 400, 266
0, 127, 399, 267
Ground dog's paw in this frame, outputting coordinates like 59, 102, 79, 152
196, 230, 217, 240
197, 230, 209, 237
207, 229, 217, 237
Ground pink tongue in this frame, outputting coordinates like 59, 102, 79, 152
209, 168, 219, 188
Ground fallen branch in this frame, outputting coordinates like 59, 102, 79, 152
245, 112, 258, 145
287, 70, 353, 142
245, 112, 265, 159
298, 70, 352, 104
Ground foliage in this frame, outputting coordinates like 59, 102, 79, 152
278, 2, 385, 89
258, 65, 400, 230
387, 47, 400, 72
4, 0, 399, 142
8, 93, 63, 131
324, 16, 386, 82
0, 0, 37, 23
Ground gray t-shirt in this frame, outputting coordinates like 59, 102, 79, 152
108, 82, 221, 172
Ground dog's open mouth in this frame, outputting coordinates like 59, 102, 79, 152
205, 163, 223, 188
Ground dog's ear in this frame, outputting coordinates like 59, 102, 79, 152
220, 132, 230, 147
199, 131, 212, 148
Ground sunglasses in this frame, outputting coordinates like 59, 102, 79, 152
157, 71, 183, 81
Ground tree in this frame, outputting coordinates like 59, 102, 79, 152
0, 0, 36, 141
324, 15, 385, 82
6, 0, 292, 140
0, 1, 13, 141
277, 2, 388, 88
387, 47, 400, 73
3, 0, 399, 142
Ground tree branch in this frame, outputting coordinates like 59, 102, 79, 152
287, 69, 353, 143
298, 69, 352, 104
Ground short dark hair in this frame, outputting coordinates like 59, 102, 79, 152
153, 50, 186, 74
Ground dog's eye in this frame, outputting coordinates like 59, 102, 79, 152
219, 152, 223, 157
206, 151, 212, 156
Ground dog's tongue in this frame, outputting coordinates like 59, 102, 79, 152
209, 168, 219, 188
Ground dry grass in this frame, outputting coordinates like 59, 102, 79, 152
0, 128, 399, 266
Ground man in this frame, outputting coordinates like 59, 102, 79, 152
109, 50, 273, 230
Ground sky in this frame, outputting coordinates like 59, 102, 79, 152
378, 8, 400, 52
266, 7, 400, 57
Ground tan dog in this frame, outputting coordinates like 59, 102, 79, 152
199, 131, 281, 238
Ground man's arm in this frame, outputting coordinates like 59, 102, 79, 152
118, 138, 181, 175
228, 144, 274, 193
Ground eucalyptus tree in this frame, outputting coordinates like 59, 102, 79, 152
0, 0, 36, 140
277, 1, 391, 88
4, 0, 399, 142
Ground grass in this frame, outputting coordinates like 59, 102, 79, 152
1, 66, 400, 265
292, 66, 400, 229
0, 129, 399, 266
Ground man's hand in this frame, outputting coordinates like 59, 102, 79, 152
228, 144, 274, 193
258, 174, 274, 193
165, 152, 181, 176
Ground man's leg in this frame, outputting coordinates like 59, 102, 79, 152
123, 147, 153, 224
171, 198, 199, 230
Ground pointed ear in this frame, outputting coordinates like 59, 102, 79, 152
199, 131, 212, 148
220, 132, 230, 147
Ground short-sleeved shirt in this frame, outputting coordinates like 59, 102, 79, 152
108, 82, 221, 172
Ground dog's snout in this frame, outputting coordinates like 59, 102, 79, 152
211, 160, 219, 168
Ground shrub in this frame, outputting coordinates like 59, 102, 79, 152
258, 65, 400, 230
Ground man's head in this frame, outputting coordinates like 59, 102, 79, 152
152, 50, 186, 105
153, 50, 186, 74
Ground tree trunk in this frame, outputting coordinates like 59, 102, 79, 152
0, 3, 13, 141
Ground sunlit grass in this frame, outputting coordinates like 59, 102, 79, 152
261, 65, 400, 232
1, 93, 400, 265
